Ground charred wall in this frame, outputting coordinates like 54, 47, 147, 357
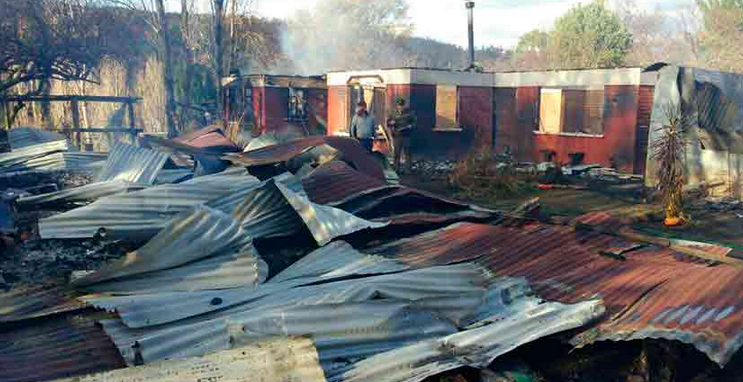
495, 85, 643, 173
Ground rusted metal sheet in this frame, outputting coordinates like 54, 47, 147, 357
302, 161, 388, 205
369, 222, 743, 365
173, 125, 241, 153
224, 136, 385, 180
0, 310, 126, 382
0, 286, 86, 322
51, 337, 326, 382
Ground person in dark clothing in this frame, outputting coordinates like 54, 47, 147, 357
387, 97, 416, 172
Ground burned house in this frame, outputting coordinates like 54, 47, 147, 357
223, 74, 328, 136
646, 64, 743, 198
327, 67, 658, 174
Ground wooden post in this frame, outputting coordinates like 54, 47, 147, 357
71, 100, 82, 149
127, 100, 137, 145
4, 102, 11, 130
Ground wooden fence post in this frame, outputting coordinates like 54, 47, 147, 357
127, 100, 137, 145
4, 102, 11, 130
71, 100, 82, 149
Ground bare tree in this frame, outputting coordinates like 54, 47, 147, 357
0, 0, 123, 127
105, 0, 178, 137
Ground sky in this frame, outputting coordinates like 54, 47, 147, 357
251, 0, 688, 48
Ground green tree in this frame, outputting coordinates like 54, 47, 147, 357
551, 2, 632, 68
516, 30, 550, 53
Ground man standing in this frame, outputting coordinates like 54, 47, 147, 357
349, 101, 375, 153
387, 97, 416, 172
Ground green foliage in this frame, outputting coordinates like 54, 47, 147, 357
551, 2, 632, 68
516, 30, 550, 53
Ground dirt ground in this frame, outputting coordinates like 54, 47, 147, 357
400, 172, 743, 253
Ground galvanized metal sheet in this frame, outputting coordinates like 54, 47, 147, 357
16, 180, 147, 207
51, 337, 326, 382
154, 169, 193, 184
90, 264, 495, 366
268, 241, 409, 284
0, 140, 70, 169
8, 127, 67, 151
231, 300, 459, 364
73, 206, 266, 294
0, 151, 107, 173
95, 142, 169, 185
39, 170, 261, 240
326, 299, 604, 382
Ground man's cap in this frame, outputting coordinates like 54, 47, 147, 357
395, 97, 406, 105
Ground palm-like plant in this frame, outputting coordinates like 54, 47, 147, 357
650, 103, 691, 226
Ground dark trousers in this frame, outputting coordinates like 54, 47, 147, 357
393, 135, 411, 171
358, 138, 373, 153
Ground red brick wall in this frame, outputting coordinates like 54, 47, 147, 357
495, 85, 642, 172
261, 87, 289, 133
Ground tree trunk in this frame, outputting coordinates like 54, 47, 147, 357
213, 0, 225, 126
156, 0, 178, 138
180, 0, 193, 129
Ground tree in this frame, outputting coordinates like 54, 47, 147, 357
698, 0, 743, 72
0, 0, 130, 127
515, 30, 550, 53
551, 2, 632, 68
105, 0, 178, 137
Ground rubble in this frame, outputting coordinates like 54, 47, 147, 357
5, 126, 743, 382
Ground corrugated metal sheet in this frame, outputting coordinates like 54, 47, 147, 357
0, 140, 70, 170
17, 180, 147, 207
209, 175, 387, 246
370, 221, 743, 366
51, 337, 326, 382
0, 286, 86, 322
326, 299, 604, 382
8, 127, 67, 151
268, 241, 409, 284
39, 169, 261, 240
174, 125, 241, 153
0, 151, 107, 173
232, 300, 459, 365
90, 264, 494, 364
95, 143, 169, 185
86, 242, 408, 329
225, 136, 386, 180
303, 161, 389, 205
0, 310, 126, 382
154, 169, 193, 184
72, 206, 267, 294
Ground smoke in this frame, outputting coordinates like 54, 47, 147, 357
275, 0, 411, 75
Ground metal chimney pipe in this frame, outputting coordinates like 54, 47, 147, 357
466, 1, 475, 69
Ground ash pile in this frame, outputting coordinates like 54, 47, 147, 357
3, 127, 743, 382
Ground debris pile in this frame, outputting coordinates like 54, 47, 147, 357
3, 127, 743, 382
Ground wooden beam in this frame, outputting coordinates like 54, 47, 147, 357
0, 95, 141, 103
3, 102, 11, 130
60, 128, 144, 133
71, 100, 82, 149
127, 101, 138, 145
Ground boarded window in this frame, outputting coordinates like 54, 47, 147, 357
539, 89, 562, 134
539, 87, 604, 135
436, 85, 458, 129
